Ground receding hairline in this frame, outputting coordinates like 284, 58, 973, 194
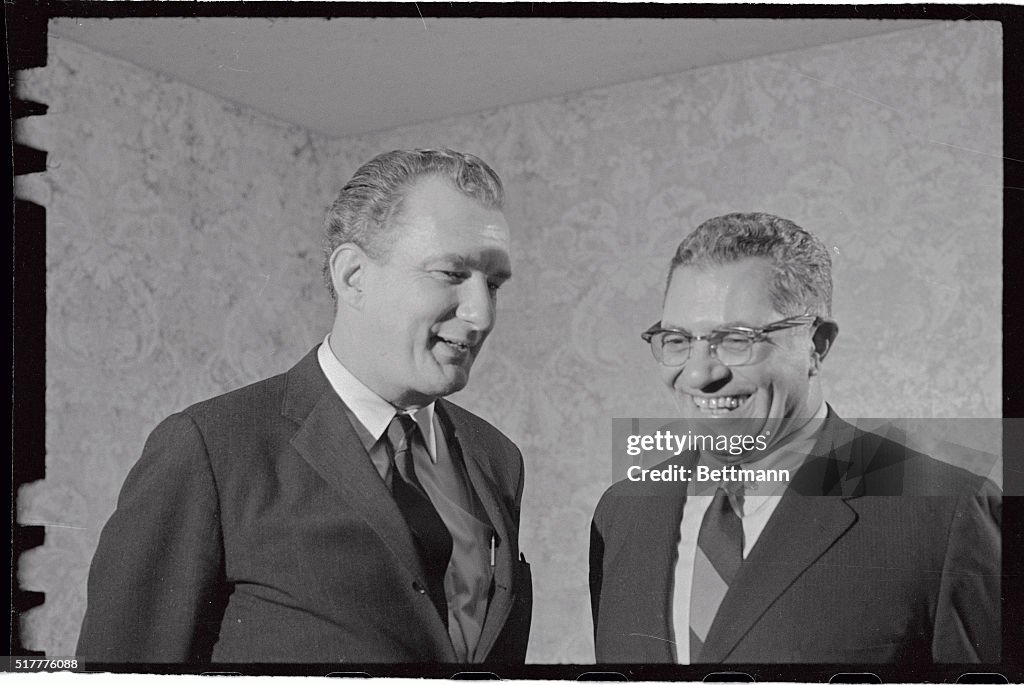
388, 172, 504, 221
664, 254, 774, 293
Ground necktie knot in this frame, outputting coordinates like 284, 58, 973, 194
386, 413, 422, 483
721, 472, 745, 515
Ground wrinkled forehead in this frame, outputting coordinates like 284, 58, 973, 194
662, 258, 781, 330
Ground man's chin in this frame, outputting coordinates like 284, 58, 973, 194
429, 369, 472, 399
683, 415, 765, 436
673, 416, 769, 452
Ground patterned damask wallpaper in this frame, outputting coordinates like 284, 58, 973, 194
15, 22, 1000, 662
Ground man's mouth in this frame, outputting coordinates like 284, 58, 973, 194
435, 336, 473, 353
692, 394, 752, 412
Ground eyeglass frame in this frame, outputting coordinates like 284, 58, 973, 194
640, 314, 823, 367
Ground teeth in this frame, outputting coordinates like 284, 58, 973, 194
439, 337, 469, 351
693, 395, 749, 410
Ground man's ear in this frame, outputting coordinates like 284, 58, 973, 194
809, 320, 839, 376
329, 244, 368, 308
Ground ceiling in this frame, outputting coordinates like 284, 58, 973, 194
50, 16, 933, 139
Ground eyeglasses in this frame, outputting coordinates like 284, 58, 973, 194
641, 315, 821, 367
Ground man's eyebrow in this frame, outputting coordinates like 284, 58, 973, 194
426, 253, 468, 267
659, 320, 755, 331
427, 253, 511, 280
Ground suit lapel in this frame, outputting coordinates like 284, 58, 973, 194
700, 493, 857, 661
280, 352, 517, 662
435, 401, 516, 661
281, 350, 427, 586
699, 413, 861, 662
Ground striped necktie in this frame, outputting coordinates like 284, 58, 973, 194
386, 413, 453, 628
689, 487, 744, 661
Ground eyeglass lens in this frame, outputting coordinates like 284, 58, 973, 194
657, 332, 754, 366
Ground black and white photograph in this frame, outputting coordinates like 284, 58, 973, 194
10, 3, 1016, 677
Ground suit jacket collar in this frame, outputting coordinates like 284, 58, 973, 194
282, 348, 433, 591
699, 408, 862, 662
788, 407, 880, 497
280, 348, 515, 662
699, 487, 857, 661
612, 411, 903, 663
434, 400, 520, 660
434, 400, 517, 563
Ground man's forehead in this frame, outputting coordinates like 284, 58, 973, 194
407, 210, 510, 251
397, 212, 512, 277
662, 258, 778, 326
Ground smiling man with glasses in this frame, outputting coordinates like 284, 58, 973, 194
589, 212, 1000, 665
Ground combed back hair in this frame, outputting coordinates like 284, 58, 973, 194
321, 148, 505, 299
667, 212, 833, 317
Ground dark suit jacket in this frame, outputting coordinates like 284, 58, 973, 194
590, 412, 1000, 663
77, 348, 532, 663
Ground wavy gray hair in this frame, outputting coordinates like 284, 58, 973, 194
668, 212, 833, 317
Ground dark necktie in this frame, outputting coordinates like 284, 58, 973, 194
689, 487, 744, 662
385, 413, 453, 628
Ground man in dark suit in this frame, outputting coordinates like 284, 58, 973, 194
77, 149, 532, 664
590, 212, 999, 664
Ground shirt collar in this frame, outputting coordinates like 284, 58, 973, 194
761, 399, 827, 460
317, 335, 438, 461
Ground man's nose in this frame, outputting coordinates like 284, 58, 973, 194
455, 275, 495, 332
679, 342, 732, 389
